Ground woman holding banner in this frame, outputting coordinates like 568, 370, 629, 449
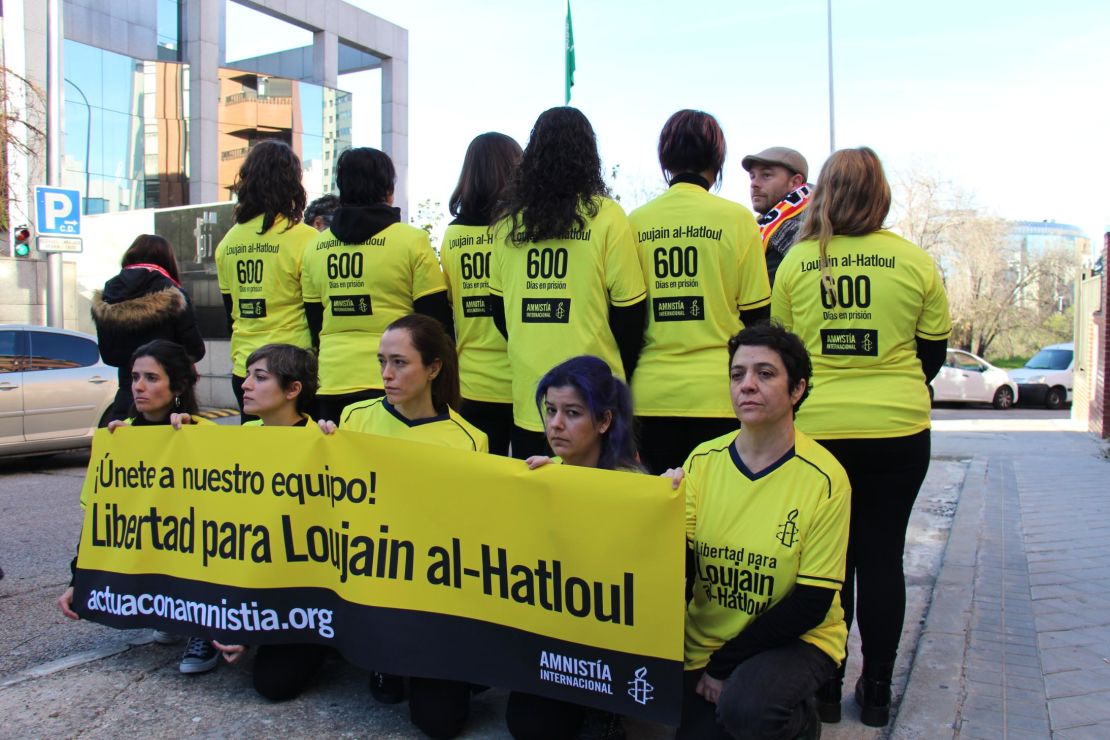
505, 354, 641, 740
178, 343, 331, 701
771, 148, 949, 726
667, 323, 849, 740
58, 340, 213, 673
322, 313, 486, 738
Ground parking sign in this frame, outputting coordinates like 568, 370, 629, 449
35, 186, 82, 235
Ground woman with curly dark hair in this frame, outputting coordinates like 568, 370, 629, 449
489, 107, 646, 459
215, 139, 317, 422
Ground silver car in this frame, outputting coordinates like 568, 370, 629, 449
0, 325, 118, 458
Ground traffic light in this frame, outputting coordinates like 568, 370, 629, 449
12, 225, 31, 258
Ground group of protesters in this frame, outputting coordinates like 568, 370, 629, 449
64, 105, 950, 740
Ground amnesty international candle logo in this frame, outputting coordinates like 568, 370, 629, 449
330, 294, 373, 316
652, 296, 706, 322
73, 427, 684, 723
820, 328, 878, 357
522, 298, 572, 323
238, 298, 267, 318
776, 509, 799, 547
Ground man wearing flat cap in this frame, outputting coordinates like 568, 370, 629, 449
741, 147, 811, 286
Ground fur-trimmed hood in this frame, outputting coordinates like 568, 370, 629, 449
91, 275, 188, 330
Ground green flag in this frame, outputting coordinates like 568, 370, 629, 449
565, 0, 575, 104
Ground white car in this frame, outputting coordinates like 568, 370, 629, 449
0, 325, 118, 458
931, 349, 1019, 409
1007, 342, 1073, 409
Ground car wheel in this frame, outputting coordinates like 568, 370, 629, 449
1045, 386, 1066, 410
992, 386, 1015, 410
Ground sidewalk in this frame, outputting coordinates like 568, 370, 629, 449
895, 417, 1110, 739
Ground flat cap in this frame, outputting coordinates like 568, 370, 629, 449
741, 147, 808, 181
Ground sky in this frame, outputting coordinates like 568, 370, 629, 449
226, 0, 1110, 249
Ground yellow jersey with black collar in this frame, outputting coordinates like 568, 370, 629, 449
771, 230, 951, 439
488, 197, 647, 431
215, 215, 316, 376
629, 183, 771, 417
439, 223, 511, 404
683, 429, 850, 670
339, 397, 488, 453
302, 223, 447, 395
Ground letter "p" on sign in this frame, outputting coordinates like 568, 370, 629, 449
35, 187, 82, 235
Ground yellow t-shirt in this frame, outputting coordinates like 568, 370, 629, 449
241, 414, 314, 428
339, 397, 489, 453
301, 223, 447, 395
215, 215, 316, 376
683, 430, 850, 670
439, 223, 511, 403
488, 197, 647, 431
628, 183, 771, 417
771, 230, 951, 439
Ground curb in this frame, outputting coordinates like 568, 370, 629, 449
194, 408, 239, 420
892, 456, 987, 738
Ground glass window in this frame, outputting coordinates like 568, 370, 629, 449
953, 353, 984, 372
26, 332, 100, 371
157, 0, 181, 61
1025, 349, 1073, 371
0, 331, 23, 374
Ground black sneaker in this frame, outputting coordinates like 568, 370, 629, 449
815, 676, 842, 723
179, 637, 220, 674
369, 671, 405, 704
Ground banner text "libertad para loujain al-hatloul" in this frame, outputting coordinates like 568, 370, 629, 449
73, 426, 684, 723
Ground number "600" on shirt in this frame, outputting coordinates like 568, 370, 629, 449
526, 247, 568, 279
820, 274, 871, 309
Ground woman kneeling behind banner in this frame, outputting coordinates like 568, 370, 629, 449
666, 323, 850, 740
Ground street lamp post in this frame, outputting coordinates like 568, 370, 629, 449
827, 0, 836, 154
46, 0, 64, 327
64, 78, 91, 214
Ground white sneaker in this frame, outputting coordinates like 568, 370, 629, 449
152, 630, 178, 645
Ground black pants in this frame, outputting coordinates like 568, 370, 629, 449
677, 640, 834, 740
505, 691, 586, 739
510, 426, 550, 460
231, 374, 259, 424
459, 399, 513, 456
252, 643, 330, 701
318, 388, 384, 425
637, 416, 739, 474
409, 677, 471, 739
818, 430, 931, 667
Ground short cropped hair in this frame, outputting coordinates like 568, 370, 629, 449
245, 343, 319, 415
727, 322, 813, 413
336, 147, 396, 206
657, 109, 727, 188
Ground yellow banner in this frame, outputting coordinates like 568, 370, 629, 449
75, 426, 684, 721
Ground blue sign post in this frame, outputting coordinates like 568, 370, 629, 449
34, 186, 83, 252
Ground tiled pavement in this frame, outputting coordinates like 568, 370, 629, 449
897, 421, 1110, 739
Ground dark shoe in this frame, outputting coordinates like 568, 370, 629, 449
179, 637, 219, 674
796, 695, 822, 739
854, 675, 892, 727
369, 671, 405, 704
815, 676, 841, 723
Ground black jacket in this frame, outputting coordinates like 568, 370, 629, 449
91, 267, 205, 419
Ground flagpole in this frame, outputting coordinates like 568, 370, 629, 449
564, 0, 575, 105
827, 0, 836, 153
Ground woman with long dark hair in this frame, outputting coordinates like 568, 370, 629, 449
488, 107, 646, 459
92, 234, 205, 421
440, 132, 523, 455
58, 340, 213, 673
772, 147, 950, 727
215, 139, 316, 422
321, 313, 486, 739
505, 355, 642, 739
302, 147, 451, 423
629, 109, 771, 473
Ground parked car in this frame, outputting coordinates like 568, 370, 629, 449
0, 325, 118, 458
1008, 342, 1073, 409
931, 349, 1019, 409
